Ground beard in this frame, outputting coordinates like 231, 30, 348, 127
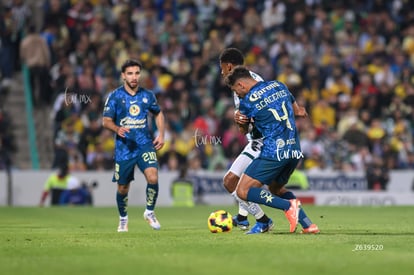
125, 80, 138, 90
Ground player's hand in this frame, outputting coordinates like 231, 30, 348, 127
234, 110, 249, 125
117, 126, 130, 138
153, 136, 164, 150
295, 106, 308, 118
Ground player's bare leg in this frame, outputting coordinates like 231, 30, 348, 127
224, 170, 274, 233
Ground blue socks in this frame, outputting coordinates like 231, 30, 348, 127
146, 183, 159, 211
246, 187, 290, 210
280, 191, 313, 228
116, 192, 128, 217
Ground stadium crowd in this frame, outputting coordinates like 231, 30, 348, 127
1, 0, 414, 186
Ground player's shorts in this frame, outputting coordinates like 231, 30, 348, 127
112, 146, 158, 184
244, 157, 300, 186
227, 139, 263, 177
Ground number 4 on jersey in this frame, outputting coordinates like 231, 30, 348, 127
268, 101, 293, 130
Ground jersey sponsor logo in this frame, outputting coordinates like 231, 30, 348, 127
120, 117, 146, 128
249, 82, 281, 102
129, 104, 140, 116
276, 138, 296, 148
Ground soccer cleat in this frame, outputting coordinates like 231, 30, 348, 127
117, 216, 128, 232
246, 219, 274, 234
144, 211, 161, 230
284, 199, 300, 233
232, 216, 250, 230
301, 224, 320, 234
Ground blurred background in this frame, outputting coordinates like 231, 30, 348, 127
0, 0, 413, 206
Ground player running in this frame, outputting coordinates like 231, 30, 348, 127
103, 59, 165, 232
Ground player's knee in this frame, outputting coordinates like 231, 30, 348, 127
144, 168, 158, 183
146, 174, 158, 184
223, 172, 238, 193
235, 185, 248, 201
117, 184, 129, 195
269, 182, 284, 196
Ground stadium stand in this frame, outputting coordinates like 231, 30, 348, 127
0, 0, 413, 181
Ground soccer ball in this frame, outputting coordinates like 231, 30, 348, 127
207, 210, 233, 233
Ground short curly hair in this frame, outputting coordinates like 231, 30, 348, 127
219, 48, 244, 65
121, 59, 142, 73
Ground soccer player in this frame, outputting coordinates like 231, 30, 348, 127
219, 48, 274, 234
225, 66, 319, 234
103, 59, 165, 232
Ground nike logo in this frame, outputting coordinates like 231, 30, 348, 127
130, 100, 137, 104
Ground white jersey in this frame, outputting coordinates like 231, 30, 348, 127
233, 70, 264, 142
227, 70, 264, 177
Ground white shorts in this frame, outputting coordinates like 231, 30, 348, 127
227, 139, 263, 178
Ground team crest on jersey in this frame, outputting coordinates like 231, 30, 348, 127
143, 97, 148, 103
129, 104, 140, 116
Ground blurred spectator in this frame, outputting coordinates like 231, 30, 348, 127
59, 176, 93, 206
39, 164, 70, 206
366, 155, 390, 190
20, 24, 52, 107
78, 117, 102, 161
0, 109, 16, 169
0, 5, 17, 85
7, 0, 414, 175
310, 99, 336, 134
53, 118, 81, 168
171, 163, 195, 207
285, 168, 309, 190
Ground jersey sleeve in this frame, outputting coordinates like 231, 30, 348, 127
103, 92, 116, 118
148, 92, 161, 114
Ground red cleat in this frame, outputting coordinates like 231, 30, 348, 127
301, 224, 320, 234
284, 199, 300, 233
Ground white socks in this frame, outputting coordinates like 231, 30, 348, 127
231, 191, 264, 219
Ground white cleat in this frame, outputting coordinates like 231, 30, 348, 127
117, 216, 128, 232
144, 211, 161, 230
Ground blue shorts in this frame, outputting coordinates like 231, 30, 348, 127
112, 147, 159, 184
244, 157, 300, 186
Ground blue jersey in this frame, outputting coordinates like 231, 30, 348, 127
239, 80, 302, 160
103, 85, 160, 161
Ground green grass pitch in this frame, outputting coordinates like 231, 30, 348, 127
0, 205, 413, 275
